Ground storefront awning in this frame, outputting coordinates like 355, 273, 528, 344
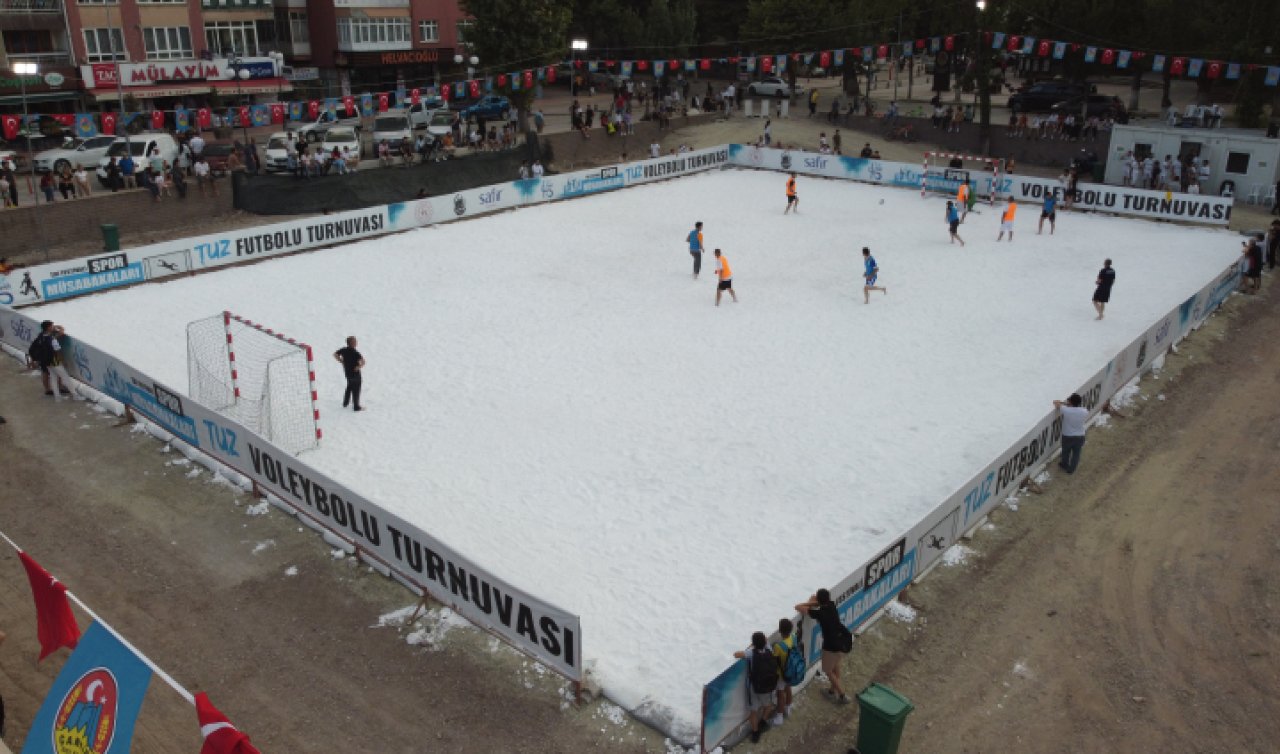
208, 79, 293, 95
85, 84, 212, 101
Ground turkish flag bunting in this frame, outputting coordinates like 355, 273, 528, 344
151, 110, 165, 130
307, 100, 320, 119
270, 104, 285, 124
1101, 48, 1116, 65
1171, 58, 1186, 75
2, 114, 19, 141
439, 85, 449, 102
411, 88, 420, 105
524, 70, 534, 88
196, 693, 262, 754
378, 93, 389, 111
916, 39, 925, 50
469, 80, 480, 98
945, 35, 955, 51
761, 56, 772, 73
238, 106, 250, 126
820, 51, 831, 67
1207, 61, 1222, 79
700, 58, 711, 70
342, 96, 355, 115
877, 44, 888, 59
1038, 40, 1051, 57
19, 551, 80, 662
498, 73, 507, 87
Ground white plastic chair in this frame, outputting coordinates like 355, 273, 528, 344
1265, 185, 1278, 208
1246, 184, 1263, 205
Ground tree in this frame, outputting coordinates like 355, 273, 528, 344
461, 0, 573, 131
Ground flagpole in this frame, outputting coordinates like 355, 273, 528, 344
0, 528, 195, 705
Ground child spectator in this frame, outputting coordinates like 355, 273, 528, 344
732, 632, 777, 743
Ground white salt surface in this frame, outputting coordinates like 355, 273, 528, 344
35, 169, 1239, 738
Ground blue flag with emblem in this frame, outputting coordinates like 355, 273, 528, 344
1225, 63, 1241, 80
359, 93, 373, 117
174, 107, 189, 132
74, 114, 97, 138
1152, 55, 1166, 73
991, 32, 1005, 50
1053, 42, 1067, 60
1266, 67, 1280, 87
22, 622, 153, 754
288, 101, 303, 120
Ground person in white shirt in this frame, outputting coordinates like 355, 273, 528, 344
72, 166, 91, 197
1161, 156, 1175, 190
1171, 158, 1183, 190
189, 133, 206, 158
531, 160, 544, 178
1197, 159, 1211, 190
518, 162, 530, 180
1188, 182, 1201, 195
650, 141, 660, 158
1053, 394, 1090, 474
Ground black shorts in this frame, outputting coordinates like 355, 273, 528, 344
949, 220, 960, 233
786, 195, 797, 205
718, 279, 733, 290
1041, 211, 1056, 221
1093, 287, 1112, 303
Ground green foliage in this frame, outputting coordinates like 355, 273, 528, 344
462, 0, 573, 111
569, 0, 696, 55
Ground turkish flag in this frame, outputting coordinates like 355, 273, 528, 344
1207, 61, 1222, 79
469, 80, 480, 98
819, 51, 831, 68
151, 110, 165, 130
916, 39, 926, 50
307, 100, 320, 119
634, 61, 646, 72
523, 70, 534, 88
101, 112, 119, 135
877, 44, 888, 59
1038, 40, 1051, 57
700, 58, 711, 70
548, 65, 559, 81
378, 93, 389, 111
761, 56, 772, 74
342, 96, 355, 115
410, 88, 421, 105
196, 108, 211, 128
196, 693, 262, 754
945, 35, 955, 52
238, 106, 250, 126
1101, 48, 1115, 65
439, 85, 449, 102
498, 73, 507, 87
669, 59, 679, 71
2, 114, 19, 141
52, 113, 74, 128
270, 104, 285, 124
1171, 58, 1186, 76
20, 552, 80, 662
1008, 36, 1021, 52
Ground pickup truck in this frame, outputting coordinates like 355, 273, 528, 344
296, 110, 363, 142
458, 95, 512, 121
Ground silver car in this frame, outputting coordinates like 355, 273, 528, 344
34, 135, 119, 173
746, 76, 803, 98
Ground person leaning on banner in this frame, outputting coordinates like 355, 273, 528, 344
1053, 394, 1089, 474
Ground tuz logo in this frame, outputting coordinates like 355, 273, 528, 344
479, 187, 503, 205
52, 667, 119, 753
73, 344, 92, 382
453, 194, 466, 216
780, 152, 792, 170
1136, 339, 1147, 370
865, 537, 907, 589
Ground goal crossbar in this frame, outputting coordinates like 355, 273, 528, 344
920, 152, 1005, 204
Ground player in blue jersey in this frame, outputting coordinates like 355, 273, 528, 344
1038, 194, 1057, 235
862, 247, 886, 304
946, 200, 965, 246
687, 221, 704, 279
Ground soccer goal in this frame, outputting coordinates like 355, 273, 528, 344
920, 152, 1006, 205
187, 311, 321, 455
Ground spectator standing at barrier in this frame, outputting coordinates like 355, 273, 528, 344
1093, 259, 1115, 319
531, 160, 544, 178
170, 160, 188, 199
686, 221, 704, 279
772, 618, 802, 724
120, 153, 137, 189
56, 166, 75, 200
27, 321, 75, 401
1054, 394, 1089, 474
194, 157, 216, 197
731, 632, 777, 743
104, 158, 121, 192
73, 166, 91, 197
1265, 220, 1280, 270
3, 164, 17, 206
0, 173, 10, 207
190, 132, 206, 161
334, 336, 365, 411
1241, 237, 1263, 294
39, 171, 55, 203
795, 590, 851, 703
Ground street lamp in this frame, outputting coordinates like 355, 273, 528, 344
229, 57, 252, 145
454, 53, 479, 99
13, 60, 48, 259
570, 39, 588, 96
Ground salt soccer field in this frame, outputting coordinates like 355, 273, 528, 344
34, 168, 1240, 737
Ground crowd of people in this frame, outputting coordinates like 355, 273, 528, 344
1118, 151, 1209, 193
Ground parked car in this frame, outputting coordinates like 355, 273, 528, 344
1050, 94, 1129, 123
459, 95, 511, 120
95, 133, 179, 187
297, 110, 363, 143
407, 98, 445, 128
372, 112, 412, 152
201, 142, 237, 176
424, 109, 457, 142
33, 135, 119, 174
0, 149, 18, 171
320, 127, 360, 160
263, 131, 296, 172
745, 76, 803, 98
1007, 80, 1091, 113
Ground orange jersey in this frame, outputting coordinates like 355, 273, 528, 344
717, 256, 732, 280
1002, 203, 1017, 222
786, 178, 796, 197
957, 184, 968, 203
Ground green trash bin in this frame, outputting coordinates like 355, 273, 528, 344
856, 683, 914, 754
1091, 162, 1105, 183
101, 223, 120, 252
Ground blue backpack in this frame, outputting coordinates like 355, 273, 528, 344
775, 636, 805, 686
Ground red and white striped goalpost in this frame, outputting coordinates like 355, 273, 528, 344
921, 152, 1004, 205
222, 310, 322, 444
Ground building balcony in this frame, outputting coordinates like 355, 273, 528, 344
201, 0, 271, 7
5, 50, 72, 65
0, 0, 61, 12
336, 39, 410, 52
334, 0, 409, 7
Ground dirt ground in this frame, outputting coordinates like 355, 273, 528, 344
1, 118, 1277, 753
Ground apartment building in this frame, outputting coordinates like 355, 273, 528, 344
0, 0, 79, 113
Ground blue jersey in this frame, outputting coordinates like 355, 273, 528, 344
1043, 196, 1057, 213
864, 256, 878, 278
687, 229, 703, 252
946, 206, 960, 224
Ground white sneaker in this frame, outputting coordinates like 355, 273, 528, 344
769, 713, 784, 727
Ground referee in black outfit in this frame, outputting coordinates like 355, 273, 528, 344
333, 336, 365, 411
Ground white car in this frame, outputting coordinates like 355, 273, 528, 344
746, 76, 803, 98
263, 131, 297, 173
297, 110, 363, 143
320, 127, 361, 160
371, 112, 412, 152
425, 109, 456, 142
0, 149, 17, 171
95, 133, 180, 187
407, 98, 444, 129
34, 135, 118, 174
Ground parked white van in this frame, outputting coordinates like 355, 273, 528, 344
95, 133, 179, 187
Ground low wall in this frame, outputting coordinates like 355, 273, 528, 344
0, 186, 235, 267
698, 146, 1243, 752
539, 112, 719, 170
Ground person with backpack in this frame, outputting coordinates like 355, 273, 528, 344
27, 321, 75, 401
732, 632, 777, 743
772, 617, 805, 724
796, 589, 852, 703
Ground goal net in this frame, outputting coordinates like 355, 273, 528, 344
187, 311, 321, 455
920, 152, 1006, 205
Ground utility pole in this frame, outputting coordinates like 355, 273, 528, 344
975, 1, 992, 155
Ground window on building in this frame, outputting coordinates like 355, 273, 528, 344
1133, 142, 1153, 160
83, 28, 125, 62
288, 11, 310, 43
76, 0, 117, 5
418, 20, 438, 43
143, 27, 193, 60
1225, 151, 1250, 175
138, 0, 184, 5
2, 29, 56, 54
205, 20, 259, 57
336, 17, 410, 46
455, 20, 473, 46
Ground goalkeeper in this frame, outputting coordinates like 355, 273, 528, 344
333, 336, 365, 411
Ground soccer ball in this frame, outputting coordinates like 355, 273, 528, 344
879, 199, 885, 205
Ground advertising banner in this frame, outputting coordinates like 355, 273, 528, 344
0, 308, 582, 680
700, 259, 1243, 750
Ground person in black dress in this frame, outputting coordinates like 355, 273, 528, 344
1093, 259, 1116, 320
